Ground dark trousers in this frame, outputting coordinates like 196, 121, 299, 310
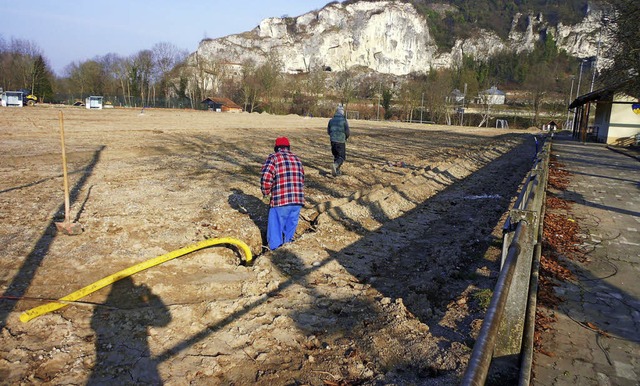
331, 141, 346, 167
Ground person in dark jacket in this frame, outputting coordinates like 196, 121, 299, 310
327, 105, 350, 176
260, 137, 305, 250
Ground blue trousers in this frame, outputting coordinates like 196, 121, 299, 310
267, 205, 302, 250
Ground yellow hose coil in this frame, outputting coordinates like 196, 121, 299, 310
20, 237, 252, 323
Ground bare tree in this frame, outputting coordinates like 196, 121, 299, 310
0, 35, 7, 88
13, 38, 41, 90
193, 52, 214, 102
477, 98, 491, 127
306, 65, 328, 116
240, 59, 259, 112
95, 53, 126, 103
335, 58, 355, 108
132, 50, 154, 106
114, 56, 133, 106
65, 60, 106, 98
255, 51, 284, 113
525, 62, 555, 126
152, 42, 188, 106
0, 37, 46, 92
397, 75, 425, 122
423, 70, 453, 124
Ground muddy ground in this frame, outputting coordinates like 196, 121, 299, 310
0, 106, 539, 385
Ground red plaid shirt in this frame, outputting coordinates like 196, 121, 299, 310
261, 149, 305, 207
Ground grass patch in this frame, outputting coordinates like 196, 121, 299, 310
472, 288, 493, 310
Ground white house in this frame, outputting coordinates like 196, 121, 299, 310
448, 89, 466, 104
570, 83, 640, 146
478, 86, 506, 105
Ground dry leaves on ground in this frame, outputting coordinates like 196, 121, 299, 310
547, 155, 571, 190
545, 195, 570, 211
534, 158, 579, 353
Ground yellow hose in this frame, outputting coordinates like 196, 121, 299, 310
20, 237, 252, 323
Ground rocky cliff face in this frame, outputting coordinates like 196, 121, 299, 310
191, 1, 604, 76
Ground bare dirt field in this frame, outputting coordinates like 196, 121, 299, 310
0, 106, 538, 385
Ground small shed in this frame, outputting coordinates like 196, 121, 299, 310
448, 89, 466, 104
201, 97, 242, 112
569, 82, 640, 145
1, 91, 24, 107
479, 86, 506, 105
543, 121, 558, 131
85, 96, 104, 109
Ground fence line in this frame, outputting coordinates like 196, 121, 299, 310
461, 136, 550, 385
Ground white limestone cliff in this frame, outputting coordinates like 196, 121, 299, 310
191, 1, 603, 76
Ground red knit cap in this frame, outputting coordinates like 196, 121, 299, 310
275, 137, 290, 147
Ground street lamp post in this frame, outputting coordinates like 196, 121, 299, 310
576, 59, 586, 99
590, 15, 608, 92
569, 76, 575, 106
567, 76, 575, 128
590, 43, 601, 92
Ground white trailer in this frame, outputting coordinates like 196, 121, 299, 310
85, 96, 104, 109
1, 91, 24, 107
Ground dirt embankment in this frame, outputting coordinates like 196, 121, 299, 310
0, 106, 539, 385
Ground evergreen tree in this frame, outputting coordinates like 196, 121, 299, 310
382, 88, 393, 120
598, 0, 640, 97
31, 55, 54, 102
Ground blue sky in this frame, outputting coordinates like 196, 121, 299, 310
0, 1, 334, 75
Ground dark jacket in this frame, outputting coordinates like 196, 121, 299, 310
327, 112, 350, 143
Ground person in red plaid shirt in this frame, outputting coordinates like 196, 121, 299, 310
260, 137, 305, 250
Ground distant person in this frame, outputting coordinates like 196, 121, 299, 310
327, 105, 350, 176
260, 137, 305, 250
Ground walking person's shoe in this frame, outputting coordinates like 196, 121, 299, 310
331, 162, 338, 177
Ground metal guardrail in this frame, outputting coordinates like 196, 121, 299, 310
461, 136, 550, 385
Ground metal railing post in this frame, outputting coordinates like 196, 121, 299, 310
461, 222, 530, 385
461, 138, 551, 385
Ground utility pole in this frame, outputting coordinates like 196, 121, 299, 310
420, 92, 424, 124
376, 82, 381, 121
461, 83, 467, 126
